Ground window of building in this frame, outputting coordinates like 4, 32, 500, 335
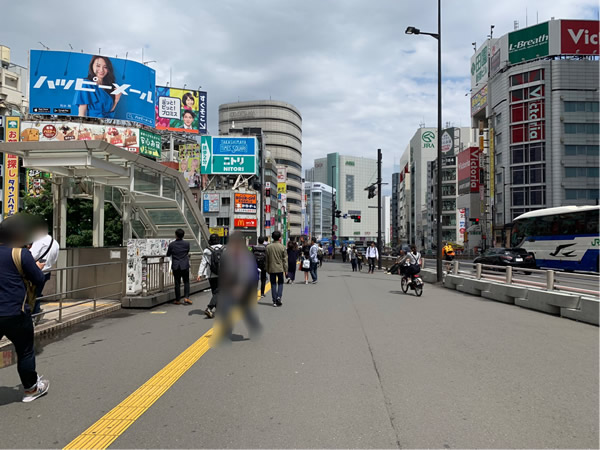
565, 167, 599, 178
441, 169, 456, 181
565, 145, 600, 156
345, 174, 355, 202
565, 123, 600, 134
564, 101, 600, 113
496, 171, 503, 184
221, 197, 230, 206
217, 217, 230, 226
512, 186, 546, 206
496, 192, 503, 204
442, 185, 456, 196
495, 113, 502, 127
565, 189, 600, 200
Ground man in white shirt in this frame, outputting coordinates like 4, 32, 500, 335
29, 218, 60, 324
309, 238, 319, 284
366, 242, 379, 274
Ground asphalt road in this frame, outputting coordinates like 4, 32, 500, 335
1, 262, 598, 449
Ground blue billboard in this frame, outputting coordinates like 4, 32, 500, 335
29, 50, 156, 127
212, 137, 257, 156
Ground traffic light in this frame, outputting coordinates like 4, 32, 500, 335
354, 215, 361, 223
335, 210, 342, 218
469, 218, 480, 224
367, 185, 376, 199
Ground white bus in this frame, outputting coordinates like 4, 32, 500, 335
510, 205, 600, 272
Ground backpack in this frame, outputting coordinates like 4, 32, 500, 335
253, 246, 266, 269
12, 248, 38, 312
208, 245, 224, 275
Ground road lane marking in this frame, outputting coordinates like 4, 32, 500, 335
64, 284, 270, 450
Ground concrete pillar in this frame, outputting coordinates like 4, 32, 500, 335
52, 177, 67, 248
92, 184, 105, 247
122, 196, 132, 246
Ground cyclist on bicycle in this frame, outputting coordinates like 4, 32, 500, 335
399, 245, 422, 277
442, 242, 455, 271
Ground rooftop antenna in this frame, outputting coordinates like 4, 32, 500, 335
537, 11, 539, 24
514, 20, 519, 30
489, 25, 495, 39
183, 84, 187, 89
526, 8, 528, 27
472, 42, 477, 53
98, 47, 101, 54
38, 41, 49, 50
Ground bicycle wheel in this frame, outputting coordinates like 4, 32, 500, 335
414, 283, 423, 297
401, 277, 409, 293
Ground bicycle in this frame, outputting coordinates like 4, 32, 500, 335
401, 271, 424, 297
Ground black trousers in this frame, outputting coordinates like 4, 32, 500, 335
0, 314, 37, 389
208, 277, 219, 309
173, 268, 190, 301
259, 269, 267, 295
368, 257, 376, 273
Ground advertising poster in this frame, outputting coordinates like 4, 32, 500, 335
457, 148, 471, 195
155, 87, 207, 134
19, 121, 159, 156
234, 218, 257, 228
234, 193, 257, 214
26, 169, 51, 198
200, 136, 257, 175
3, 116, 20, 218
178, 143, 201, 188
458, 208, 466, 245
508, 22, 549, 64
29, 50, 156, 127
203, 193, 220, 213
471, 85, 488, 116
560, 20, 600, 55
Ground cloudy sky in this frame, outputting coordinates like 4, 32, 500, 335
2, 0, 598, 191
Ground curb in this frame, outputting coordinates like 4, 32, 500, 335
0, 303, 122, 351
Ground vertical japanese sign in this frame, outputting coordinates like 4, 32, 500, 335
3, 116, 20, 218
489, 128, 494, 203
277, 167, 287, 241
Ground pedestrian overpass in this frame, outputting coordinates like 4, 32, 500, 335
0, 139, 210, 250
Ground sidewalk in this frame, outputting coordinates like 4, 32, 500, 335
0, 300, 121, 350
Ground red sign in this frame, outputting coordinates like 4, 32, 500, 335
234, 218, 257, 228
561, 20, 599, 55
42, 124, 57, 139
469, 147, 480, 193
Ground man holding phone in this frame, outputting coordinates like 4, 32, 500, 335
29, 218, 60, 325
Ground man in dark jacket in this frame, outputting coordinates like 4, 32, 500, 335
0, 214, 49, 402
252, 236, 268, 298
167, 228, 192, 305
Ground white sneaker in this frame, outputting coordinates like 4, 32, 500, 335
22, 375, 49, 403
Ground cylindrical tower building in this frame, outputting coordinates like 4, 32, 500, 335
219, 100, 303, 237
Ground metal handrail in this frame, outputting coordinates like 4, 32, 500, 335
33, 260, 124, 324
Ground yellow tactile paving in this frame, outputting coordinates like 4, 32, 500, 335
63, 284, 269, 450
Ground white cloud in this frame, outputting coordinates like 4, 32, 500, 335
2, 0, 598, 191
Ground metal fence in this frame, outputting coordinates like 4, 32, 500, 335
141, 254, 204, 296
35, 261, 124, 323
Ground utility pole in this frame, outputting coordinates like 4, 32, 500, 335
331, 165, 336, 259
377, 148, 382, 269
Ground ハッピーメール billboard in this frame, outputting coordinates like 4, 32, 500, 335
156, 87, 207, 134
29, 50, 156, 127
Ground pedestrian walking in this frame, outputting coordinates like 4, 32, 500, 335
265, 231, 287, 307
0, 214, 49, 402
214, 232, 262, 342
286, 241, 299, 284
300, 240, 311, 284
252, 236, 268, 297
341, 243, 348, 263
28, 217, 59, 325
327, 244, 333, 260
309, 238, 319, 283
167, 228, 192, 305
356, 249, 363, 271
198, 233, 224, 318
366, 242, 379, 274
349, 245, 358, 272
317, 243, 324, 267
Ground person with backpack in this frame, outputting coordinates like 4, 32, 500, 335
252, 236, 267, 297
0, 213, 49, 402
197, 233, 224, 318
286, 240, 299, 284
167, 228, 192, 305
265, 231, 287, 307
349, 245, 358, 272
399, 245, 423, 277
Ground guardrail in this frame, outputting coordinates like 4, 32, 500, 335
449, 260, 599, 297
141, 254, 204, 296
35, 261, 124, 323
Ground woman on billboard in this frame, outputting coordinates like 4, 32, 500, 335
74, 56, 121, 118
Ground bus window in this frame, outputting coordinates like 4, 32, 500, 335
585, 210, 599, 234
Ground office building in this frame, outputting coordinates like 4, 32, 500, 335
219, 100, 303, 236
309, 153, 377, 243
469, 19, 599, 246
303, 181, 335, 241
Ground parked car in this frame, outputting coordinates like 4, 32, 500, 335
473, 247, 536, 273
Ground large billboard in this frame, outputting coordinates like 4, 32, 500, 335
178, 143, 201, 188
200, 136, 257, 175
560, 20, 599, 55
471, 84, 488, 116
457, 146, 480, 195
470, 41, 489, 88
155, 87, 207, 134
29, 50, 156, 127
508, 22, 549, 64
234, 193, 257, 214
19, 121, 160, 158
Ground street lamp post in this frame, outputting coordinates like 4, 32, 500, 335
501, 165, 506, 246
406, 0, 443, 282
